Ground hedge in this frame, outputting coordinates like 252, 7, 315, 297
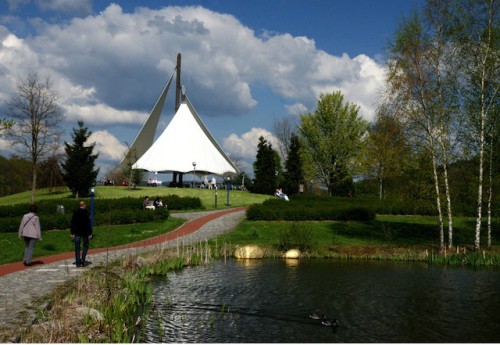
246, 197, 376, 221
0, 195, 202, 233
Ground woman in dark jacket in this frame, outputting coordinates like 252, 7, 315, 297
70, 200, 92, 267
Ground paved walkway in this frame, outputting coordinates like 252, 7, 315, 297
0, 207, 247, 341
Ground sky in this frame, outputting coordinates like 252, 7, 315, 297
0, 0, 423, 180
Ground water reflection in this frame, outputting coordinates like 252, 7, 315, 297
284, 258, 300, 267
143, 259, 500, 343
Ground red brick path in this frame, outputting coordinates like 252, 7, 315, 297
0, 207, 247, 277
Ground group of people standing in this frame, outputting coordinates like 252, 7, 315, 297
202, 176, 218, 189
18, 200, 93, 268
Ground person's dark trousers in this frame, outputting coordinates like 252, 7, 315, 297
74, 235, 89, 266
23, 236, 37, 264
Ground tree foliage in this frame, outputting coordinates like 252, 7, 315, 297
272, 115, 297, 164
252, 136, 277, 195
362, 104, 410, 200
0, 118, 14, 133
299, 91, 368, 196
62, 121, 99, 198
0, 155, 31, 196
283, 133, 304, 195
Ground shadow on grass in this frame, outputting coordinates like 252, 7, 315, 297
332, 219, 500, 247
331, 220, 438, 245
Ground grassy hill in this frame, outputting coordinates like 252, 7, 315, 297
0, 185, 273, 210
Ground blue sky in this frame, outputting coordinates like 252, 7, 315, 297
0, 0, 423, 178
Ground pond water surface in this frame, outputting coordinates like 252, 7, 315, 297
142, 259, 500, 343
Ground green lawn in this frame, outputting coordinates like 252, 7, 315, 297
0, 186, 271, 265
215, 215, 499, 255
0, 186, 273, 210
1, 217, 185, 265
2, 187, 498, 265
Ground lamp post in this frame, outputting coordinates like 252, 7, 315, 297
192, 162, 196, 188
214, 183, 218, 208
225, 176, 231, 206
90, 188, 95, 230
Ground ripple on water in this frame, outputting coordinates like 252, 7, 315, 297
143, 259, 500, 343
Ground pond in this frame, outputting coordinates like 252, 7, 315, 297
142, 259, 500, 343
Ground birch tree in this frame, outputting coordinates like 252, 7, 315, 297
386, 12, 451, 250
459, 0, 498, 250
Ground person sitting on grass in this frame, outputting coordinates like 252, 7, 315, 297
143, 196, 155, 210
275, 188, 289, 201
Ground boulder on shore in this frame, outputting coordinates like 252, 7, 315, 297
234, 245, 264, 259
284, 249, 301, 259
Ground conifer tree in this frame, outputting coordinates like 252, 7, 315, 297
252, 136, 277, 195
283, 133, 304, 195
62, 121, 99, 198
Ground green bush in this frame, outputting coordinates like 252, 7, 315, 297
0, 195, 203, 218
278, 223, 316, 251
157, 195, 203, 210
246, 197, 375, 221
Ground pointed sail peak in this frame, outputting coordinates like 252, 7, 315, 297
132, 99, 239, 176
120, 53, 238, 179
118, 72, 175, 171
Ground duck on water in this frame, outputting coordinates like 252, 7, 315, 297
309, 313, 341, 327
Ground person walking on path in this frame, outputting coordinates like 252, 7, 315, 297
18, 204, 42, 266
70, 200, 92, 267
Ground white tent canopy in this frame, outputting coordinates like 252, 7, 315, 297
132, 99, 238, 176
118, 73, 174, 172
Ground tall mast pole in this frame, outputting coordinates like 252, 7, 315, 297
173, 53, 182, 187
175, 53, 181, 112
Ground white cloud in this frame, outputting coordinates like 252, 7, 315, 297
223, 127, 279, 160
285, 103, 308, 116
0, 137, 11, 151
0, 3, 387, 173
63, 103, 147, 125
88, 130, 127, 161
12, 4, 384, 118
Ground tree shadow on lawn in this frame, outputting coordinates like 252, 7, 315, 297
331, 220, 438, 245
332, 219, 500, 247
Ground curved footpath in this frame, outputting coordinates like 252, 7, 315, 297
0, 207, 247, 342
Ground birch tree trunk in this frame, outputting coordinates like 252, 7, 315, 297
473, 12, 494, 251
487, 136, 494, 248
441, 149, 453, 249
430, 146, 445, 250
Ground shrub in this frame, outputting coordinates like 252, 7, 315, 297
278, 223, 316, 251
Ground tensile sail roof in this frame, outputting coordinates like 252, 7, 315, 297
132, 98, 238, 176
118, 73, 174, 172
